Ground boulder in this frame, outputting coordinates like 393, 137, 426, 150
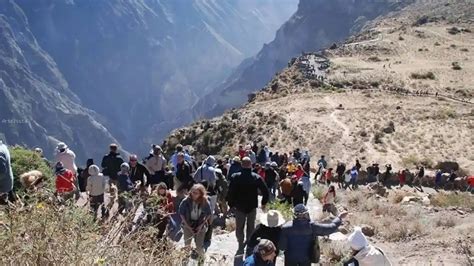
361, 224, 375, 237
421, 196, 431, 206
401, 196, 422, 204
338, 226, 349, 234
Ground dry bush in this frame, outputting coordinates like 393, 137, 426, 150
312, 185, 326, 201
0, 191, 188, 265
431, 192, 474, 210
434, 216, 457, 228
410, 72, 435, 80
320, 240, 351, 263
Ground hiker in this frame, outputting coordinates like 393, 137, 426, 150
287, 161, 297, 176
301, 151, 311, 177
216, 158, 228, 178
373, 164, 380, 183
193, 156, 217, 247
265, 162, 279, 200
175, 152, 194, 194
414, 166, 424, 191
322, 185, 338, 216
294, 164, 305, 180
145, 145, 167, 186
86, 164, 108, 220
179, 184, 212, 260
244, 238, 278, 266
151, 183, 174, 239
467, 176, 474, 193
238, 145, 246, 159
317, 155, 327, 169
170, 144, 192, 174
128, 154, 150, 191
336, 162, 346, 189
301, 174, 311, 205
279, 176, 293, 204
398, 170, 406, 188
279, 204, 348, 265
55, 142, 77, 175
34, 147, 50, 167
355, 159, 362, 172
445, 170, 457, 190
293, 149, 302, 162
193, 156, 217, 213
101, 143, 124, 186
350, 167, 358, 189
254, 164, 266, 181
247, 149, 257, 165
227, 157, 269, 254
325, 168, 333, 185
291, 180, 307, 207
117, 163, 134, 214
245, 210, 285, 258
434, 170, 443, 190
164, 167, 174, 190
257, 146, 267, 164
366, 164, 375, 183
344, 227, 392, 266
54, 161, 76, 201
215, 168, 229, 216
228, 156, 242, 179
0, 140, 15, 204
79, 159, 94, 192
383, 164, 392, 184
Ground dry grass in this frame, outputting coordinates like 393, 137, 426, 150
430, 192, 474, 210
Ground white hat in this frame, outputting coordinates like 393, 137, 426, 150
347, 227, 368, 251
56, 142, 67, 150
259, 210, 285, 227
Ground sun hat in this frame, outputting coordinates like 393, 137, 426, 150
259, 210, 285, 227
347, 227, 369, 251
56, 142, 67, 150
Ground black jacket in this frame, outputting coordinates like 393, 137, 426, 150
176, 161, 193, 186
101, 152, 124, 179
227, 169, 269, 213
336, 164, 346, 176
129, 162, 150, 185
246, 224, 282, 257
265, 168, 278, 187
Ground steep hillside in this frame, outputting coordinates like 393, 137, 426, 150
164, 0, 474, 174
191, 0, 412, 119
0, 1, 118, 161
0, 0, 296, 159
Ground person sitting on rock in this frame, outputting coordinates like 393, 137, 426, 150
244, 238, 278, 266
344, 227, 392, 266
279, 204, 348, 265
245, 210, 285, 259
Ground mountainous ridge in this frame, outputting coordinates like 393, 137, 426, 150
0, 0, 297, 161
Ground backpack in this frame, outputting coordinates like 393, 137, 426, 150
0, 152, 8, 175
310, 226, 321, 263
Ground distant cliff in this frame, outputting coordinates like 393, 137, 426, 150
193, 0, 409, 118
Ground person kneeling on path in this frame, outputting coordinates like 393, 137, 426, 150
179, 184, 212, 260
227, 157, 269, 254
279, 204, 348, 266
344, 227, 392, 266
246, 210, 285, 259
244, 238, 277, 266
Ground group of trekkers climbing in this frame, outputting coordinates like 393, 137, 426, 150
1, 139, 471, 265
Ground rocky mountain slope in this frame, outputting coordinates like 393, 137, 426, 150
0, 0, 118, 161
0, 0, 297, 160
164, 0, 474, 174
191, 0, 413, 119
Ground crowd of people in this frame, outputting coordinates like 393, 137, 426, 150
2, 139, 472, 265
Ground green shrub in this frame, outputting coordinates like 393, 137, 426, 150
267, 201, 293, 220
10, 146, 53, 191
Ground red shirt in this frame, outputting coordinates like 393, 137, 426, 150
295, 169, 305, 180
56, 170, 76, 193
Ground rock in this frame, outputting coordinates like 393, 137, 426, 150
401, 196, 422, 204
421, 196, 430, 206
361, 224, 375, 237
456, 210, 466, 216
329, 232, 347, 241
